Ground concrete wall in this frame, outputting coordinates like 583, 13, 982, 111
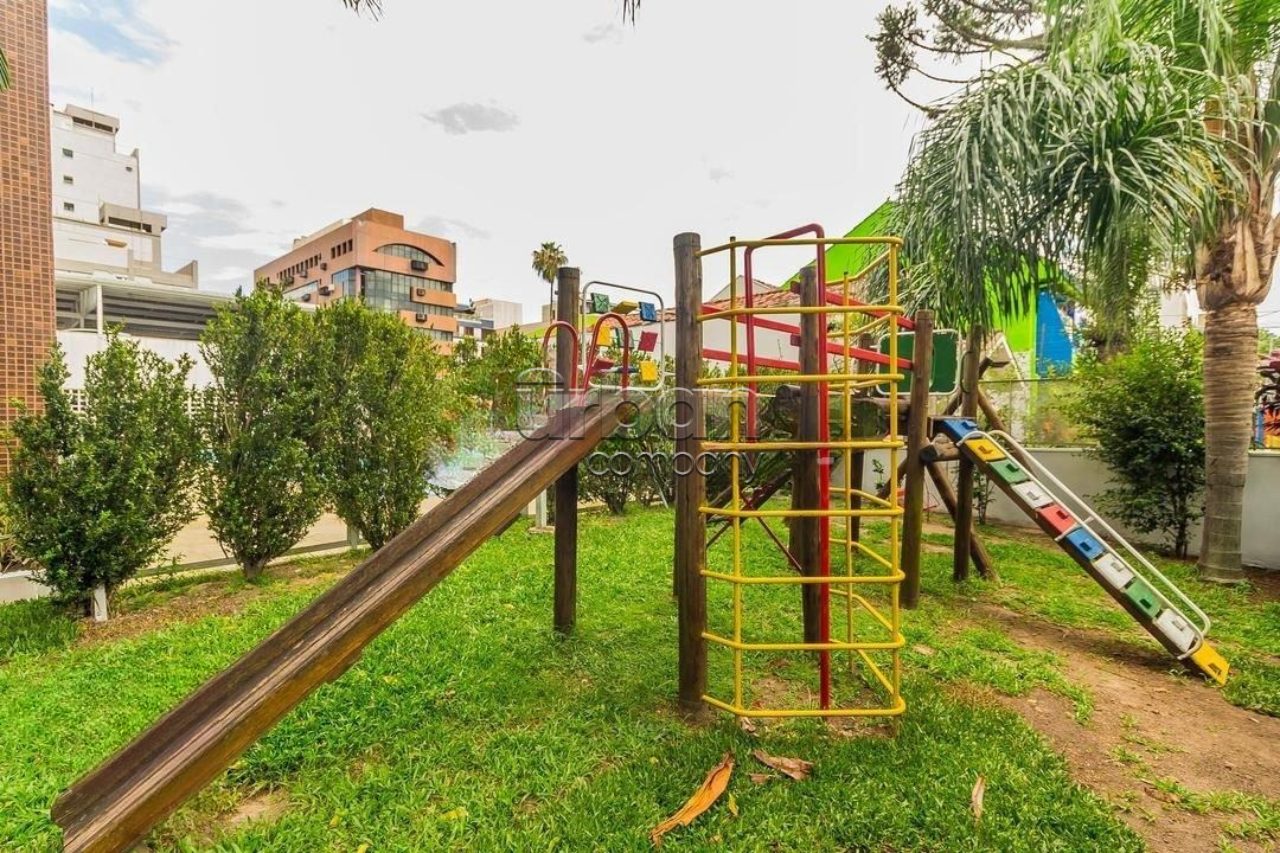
58, 329, 213, 388
833, 447, 1280, 570
981, 448, 1280, 569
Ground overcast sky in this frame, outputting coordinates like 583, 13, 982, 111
46, 0, 1280, 330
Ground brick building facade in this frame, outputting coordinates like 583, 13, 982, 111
0, 0, 55, 468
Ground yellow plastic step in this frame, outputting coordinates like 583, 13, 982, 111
1190, 642, 1230, 686
964, 437, 1007, 463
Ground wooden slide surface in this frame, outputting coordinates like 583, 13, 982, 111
54, 398, 628, 853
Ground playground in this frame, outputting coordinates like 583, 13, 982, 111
0, 228, 1274, 852
0, 506, 1276, 850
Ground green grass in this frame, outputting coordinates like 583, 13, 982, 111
927, 521, 1280, 717
0, 599, 77, 661
0, 506, 1150, 851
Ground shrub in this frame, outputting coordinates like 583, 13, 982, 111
197, 289, 325, 580
5, 335, 200, 608
1068, 323, 1205, 557
313, 300, 457, 549
451, 327, 543, 429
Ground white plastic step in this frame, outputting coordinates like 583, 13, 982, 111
1092, 553, 1135, 591
1011, 481, 1054, 509
1154, 608, 1200, 654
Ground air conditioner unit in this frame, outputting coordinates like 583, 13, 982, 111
415, 287, 426, 297
410, 260, 428, 272
319, 285, 332, 296
415, 312, 428, 322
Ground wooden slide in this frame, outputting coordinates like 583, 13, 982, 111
53, 397, 629, 853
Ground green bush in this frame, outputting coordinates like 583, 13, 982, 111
1068, 323, 1205, 557
313, 300, 457, 549
5, 334, 200, 607
197, 288, 325, 580
451, 326, 543, 429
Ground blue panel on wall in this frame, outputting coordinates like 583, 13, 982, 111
1036, 290, 1074, 377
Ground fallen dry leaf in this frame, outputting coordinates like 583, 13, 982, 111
727, 792, 739, 817
751, 750, 812, 782
913, 644, 937, 656
650, 752, 735, 845
748, 773, 775, 785
971, 775, 986, 824
739, 717, 758, 735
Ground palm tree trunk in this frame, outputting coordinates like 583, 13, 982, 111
1198, 301, 1256, 583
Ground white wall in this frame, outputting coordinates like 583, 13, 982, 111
54, 219, 158, 270
58, 329, 212, 388
50, 110, 139, 223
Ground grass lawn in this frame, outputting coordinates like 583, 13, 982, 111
0, 505, 1276, 851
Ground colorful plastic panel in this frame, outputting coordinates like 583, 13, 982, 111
1124, 578, 1162, 619
1091, 553, 1135, 590
1011, 481, 1054, 509
1063, 528, 1106, 563
1154, 608, 1198, 654
936, 418, 979, 443
964, 437, 1006, 463
1035, 504, 1077, 537
989, 459, 1031, 486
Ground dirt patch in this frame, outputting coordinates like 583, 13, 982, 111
221, 789, 288, 830
76, 561, 347, 649
975, 604, 1280, 852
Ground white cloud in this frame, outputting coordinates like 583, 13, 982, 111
48, 0, 943, 315
422, 103, 521, 136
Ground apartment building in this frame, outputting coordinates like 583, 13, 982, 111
50, 104, 198, 290
255, 209, 458, 347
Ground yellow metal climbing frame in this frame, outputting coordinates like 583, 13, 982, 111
695, 235, 907, 718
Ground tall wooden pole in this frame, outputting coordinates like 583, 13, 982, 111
674, 233, 707, 710
953, 325, 982, 582
553, 266, 580, 635
901, 310, 933, 608
792, 267, 822, 642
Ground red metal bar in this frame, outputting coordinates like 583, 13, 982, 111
701, 348, 798, 372
583, 312, 632, 391
703, 305, 913, 371
793, 283, 916, 331
540, 321, 580, 391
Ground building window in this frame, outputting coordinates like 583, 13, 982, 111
62, 148, 73, 158
360, 269, 454, 314
375, 243, 438, 264
62, 175, 74, 185
63, 202, 75, 212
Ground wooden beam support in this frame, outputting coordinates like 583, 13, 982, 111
953, 325, 982, 582
792, 266, 823, 643
673, 232, 707, 711
927, 461, 993, 577
900, 310, 933, 609
554, 266, 580, 635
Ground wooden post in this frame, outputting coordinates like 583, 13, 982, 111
792, 266, 822, 643
674, 233, 707, 710
928, 462, 994, 575
953, 325, 982, 582
900, 310, 933, 608
554, 266, 580, 635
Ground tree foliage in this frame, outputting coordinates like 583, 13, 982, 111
451, 327, 544, 429
1068, 321, 1205, 557
5, 334, 200, 606
0, 47, 10, 91
314, 300, 457, 549
196, 289, 325, 580
531, 242, 568, 285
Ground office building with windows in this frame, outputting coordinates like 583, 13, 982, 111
255, 209, 458, 347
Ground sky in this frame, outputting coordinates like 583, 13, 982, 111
45, 0, 1280, 331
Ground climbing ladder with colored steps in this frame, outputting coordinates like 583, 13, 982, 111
936, 418, 1230, 685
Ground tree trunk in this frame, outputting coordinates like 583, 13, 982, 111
243, 560, 267, 582
1198, 301, 1256, 583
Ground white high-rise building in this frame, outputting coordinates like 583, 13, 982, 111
50, 104, 198, 290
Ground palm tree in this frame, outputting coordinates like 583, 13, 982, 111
532, 242, 568, 285
894, 0, 1278, 582
0, 48, 10, 91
